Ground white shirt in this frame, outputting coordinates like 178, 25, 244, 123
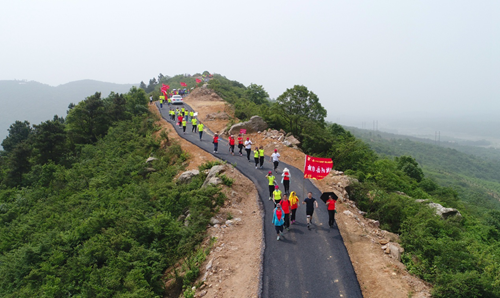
271, 152, 280, 162
244, 140, 253, 149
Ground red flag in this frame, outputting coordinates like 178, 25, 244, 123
303, 155, 333, 180
180, 82, 187, 87
196, 78, 202, 83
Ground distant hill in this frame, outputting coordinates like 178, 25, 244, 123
0, 80, 136, 144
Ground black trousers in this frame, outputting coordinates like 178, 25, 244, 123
255, 157, 259, 167
283, 180, 290, 194
291, 208, 297, 222
273, 161, 279, 170
246, 149, 251, 160
238, 144, 243, 154
268, 185, 274, 199
260, 156, 264, 167
192, 125, 197, 132
275, 225, 283, 235
328, 210, 336, 227
284, 213, 290, 228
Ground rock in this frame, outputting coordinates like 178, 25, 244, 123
144, 167, 156, 173
387, 243, 403, 261
379, 239, 389, 245
233, 217, 241, 222
178, 215, 186, 222
213, 224, 220, 228
381, 245, 387, 250
228, 116, 268, 135
358, 210, 367, 216
368, 219, 380, 228
206, 259, 214, 271
284, 135, 301, 146
146, 157, 157, 163
385, 248, 391, 254
203, 177, 222, 188
427, 202, 462, 219
210, 217, 220, 225
415, 199, 430, 203
202, 165, 226, 188
199, 290, 207, 297
225, 220, 233, 226
178, 170, 200, 184
343, 210, 353, 217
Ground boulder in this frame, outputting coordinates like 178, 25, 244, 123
387, 243, 403, 261
228, 116, 268, 135
209, 217, 220, 225
178, 170, 200, 184
202, 176, 222, 188
427, 202, 462, 219
284, 135, 300, 146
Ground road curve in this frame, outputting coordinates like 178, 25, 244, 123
156, 103, 362, 298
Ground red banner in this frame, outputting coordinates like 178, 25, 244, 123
196, 78, 202, 83
180, 82, 187, 87
239, 129, 246, 134
303, 155, 333, 179
161, 84, 169, 94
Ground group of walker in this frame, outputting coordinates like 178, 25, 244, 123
159, 100, 337, 241
266, 168, 337, 241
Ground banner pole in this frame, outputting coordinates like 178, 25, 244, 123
303, 155, 306, 200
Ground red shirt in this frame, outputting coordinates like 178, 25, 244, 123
177, 116, 183, 122
213, 136, 219, 143
229, 137, 235, 145
283, 172, 290, 181
237, 137, 243, 144
327, 198, 336, 211
280, 199, 290, 214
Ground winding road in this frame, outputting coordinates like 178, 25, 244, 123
156, 103, 362, 298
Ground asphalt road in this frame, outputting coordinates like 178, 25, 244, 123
156, 103, 362, 298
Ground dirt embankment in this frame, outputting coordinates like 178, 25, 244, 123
153, 87, 432, 298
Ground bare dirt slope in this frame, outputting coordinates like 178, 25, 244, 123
149, 105, 262, 298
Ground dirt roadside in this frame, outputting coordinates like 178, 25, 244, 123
180, 89, 432, 298
149, 104, 262, 298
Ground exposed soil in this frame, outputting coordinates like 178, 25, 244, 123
151, 87, 432, 298
149, 104, 262, 298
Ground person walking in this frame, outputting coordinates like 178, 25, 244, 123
289, 191, 299, 224
281, 167, 291, 194
273, 185, 282, 206
181, 107, 185, 117
244, 138, 253, 162
254, 147, 260, 169
167, 96, 171, 105
303, 192, 319, 230
213, 132, 219, 153
150, 95, 153, 105
191, 117, 197, 132
177, 115, 183, 128
228, 135, 235, 155
159, 96, 163, 109
259, 146, 265, 169
326, 195, 337, 228
265, 171, 276, 200
168, 108, 174, 121
182, 118, 187, 133
237, 134, 244, 156
270, 149, 280, 173
272, 203, 285, 241
281, 193, 291, 230
198, 122, 204, 140
189, 110, 194, 121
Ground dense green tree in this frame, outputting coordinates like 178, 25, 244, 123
396, 155, 425, 182
245, 83, 269, 105
31, 116, 67, 165
1, 121, 32, 153
139, 81, 147, 90
6, 141, 32, 186
125, 87, 148, 116
66, 92, 110, 146
275, 85, 327, 136
105, 92, 128, 122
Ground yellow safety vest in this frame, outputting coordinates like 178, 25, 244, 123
254, 150, 259, 158
259, 149, 265, 157
159, 95, 165, 101
181, 108, 185, 113
182, 120, 187, 126
198, 123, 204, 131
191, 118, 197, 125
267, 175, 275, 186
273, 190, 282, 201
190, 111, 194, 117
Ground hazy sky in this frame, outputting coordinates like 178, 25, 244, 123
1, 0, 498, 124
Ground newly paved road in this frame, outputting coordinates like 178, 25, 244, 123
156, 103, 362, 298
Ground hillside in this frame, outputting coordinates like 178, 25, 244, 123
347, 127, 500, 213
0, 80, 136, 144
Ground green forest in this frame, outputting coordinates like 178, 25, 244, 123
2, 73, 500, 297
0, 87, 224, 297
191, 74, 500, 297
